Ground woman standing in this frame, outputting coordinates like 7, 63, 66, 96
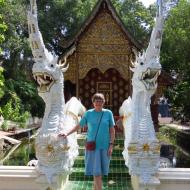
59, 93, 115, 190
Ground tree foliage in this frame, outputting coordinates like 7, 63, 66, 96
0, 0, 7, 53
0, 0, 29, 78
0, 0, 44, 119
1, 92, 30, 123
161, 0, 190, 121
36, 0, 154, 54
112, 0, 155, 44
36, 0, 97, 54
0, 0, 7, 99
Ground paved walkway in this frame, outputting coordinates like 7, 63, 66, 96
0, 124, 40, 138
166, 123, 190, 131
0, 131, 13, 137
159, 116, 190, 130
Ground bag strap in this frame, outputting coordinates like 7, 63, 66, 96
94, 111, 104, 141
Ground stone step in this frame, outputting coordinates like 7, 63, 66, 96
69, 167, 129, 181
74, 156, 126, 168
64, 179, 133, 190
70, 134, 129, 189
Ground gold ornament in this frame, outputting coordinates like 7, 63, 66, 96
128, 145, 137, 153
61, 145, 70, 151
46, 144, 54, 153
143, 144, 150, 152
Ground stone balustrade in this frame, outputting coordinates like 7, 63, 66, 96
0, 166, 189, 190
0, 166, 68, 190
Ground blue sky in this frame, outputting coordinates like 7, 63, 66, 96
139, 0, 156, 7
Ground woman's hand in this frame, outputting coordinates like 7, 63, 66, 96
58, 125, 80, 138
108, 144, 113, 156
58, 133, 67, 138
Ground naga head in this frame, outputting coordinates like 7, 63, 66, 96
32, 58, 69, 94
28, 0, 69, 95
131, 50, 161, 93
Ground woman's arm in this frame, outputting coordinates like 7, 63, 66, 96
59, 125, 80, 138
108, 127, 115, 156
109, 127, 115, 144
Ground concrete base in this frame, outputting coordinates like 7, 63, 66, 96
0, 167, 190, 190
0, 166, 68, 190
158, 168, 190, 190
131, 168, 190, 190
131, 175, 160, 190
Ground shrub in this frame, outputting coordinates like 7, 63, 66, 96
1, 92, 30, 123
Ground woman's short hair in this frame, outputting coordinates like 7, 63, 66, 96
92, 93, 105, 103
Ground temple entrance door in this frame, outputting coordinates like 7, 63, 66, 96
96, 82, 112, 109
64, 80, 76, 102
78, 68, 130, 115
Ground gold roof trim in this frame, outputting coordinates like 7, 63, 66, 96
78, 54, 130, 80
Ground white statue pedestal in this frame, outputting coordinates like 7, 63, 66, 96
36, 173, 68, 190
131, 175, 160, 190
0, 166, 68, 190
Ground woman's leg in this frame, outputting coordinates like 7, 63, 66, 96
93, 175, 102, 190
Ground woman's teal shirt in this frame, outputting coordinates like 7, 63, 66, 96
79, 108, 115, 150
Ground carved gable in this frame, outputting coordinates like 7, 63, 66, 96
78, 9, 132, 80
64, 0, 139, 83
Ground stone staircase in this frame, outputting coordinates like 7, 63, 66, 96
64, 134, 133, 190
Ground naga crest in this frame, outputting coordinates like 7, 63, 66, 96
131, 0, 177, 94
131, 15, 163, 94
27, 0, 72, 96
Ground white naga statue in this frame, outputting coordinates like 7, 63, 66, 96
120, 0, 177, 184
27, 0, 85, 183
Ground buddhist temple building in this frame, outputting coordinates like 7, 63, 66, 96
59, 0, 173, 128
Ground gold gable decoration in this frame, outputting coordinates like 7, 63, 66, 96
77, 10, 132, 81
79, 11, 130, 45
62, 2, 139, 84
78, 54, 130, 80
64, 52, 77, 83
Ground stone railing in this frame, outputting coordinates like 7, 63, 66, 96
0, 166, 189, 190
0, 166, 68, 190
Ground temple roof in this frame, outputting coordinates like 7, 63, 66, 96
60, 0, 142, 53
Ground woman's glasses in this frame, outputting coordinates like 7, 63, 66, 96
93, 99, 104, 103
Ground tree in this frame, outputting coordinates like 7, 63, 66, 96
36, 0, 97, 54
0, 0, 7, 99
161, 0, 190, 121
0, 0, 44, 119
0, 0, 29, 78
0, 0, 7, 53
112, 0, 155, 44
